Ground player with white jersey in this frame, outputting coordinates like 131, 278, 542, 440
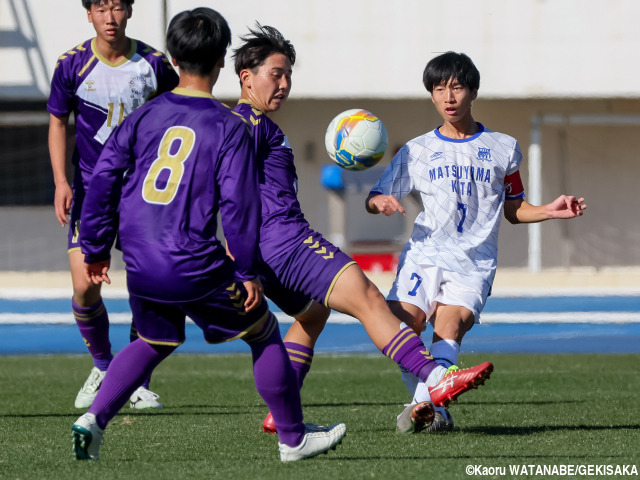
233, 27, 496, 435
47, 0, 178, 410
367, 51, 586, 434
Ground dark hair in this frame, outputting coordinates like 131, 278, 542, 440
166, 8, 231, 76
82, 0, 134, 9
423, 51, 480, 93
232, 23, 296, 77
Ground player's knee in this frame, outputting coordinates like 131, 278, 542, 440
297, 302, 330, 325
72, 283, 102, 307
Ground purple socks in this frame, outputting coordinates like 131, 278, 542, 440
89, 339, 174, 429
284, 341, 314, 389
382, 327, 439, 382
129, 323, 152, 389
73, 299, 113, 371
245, 315, 305, 447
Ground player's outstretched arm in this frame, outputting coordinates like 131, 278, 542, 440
48, 114, 73, 226
84, 260, 111, 285
504, 195, 586, 224
242, 277, 264, 312
366, 193, 406, 216
546, 195, 587, 219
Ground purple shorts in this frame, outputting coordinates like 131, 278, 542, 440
67, 183, 85, 252
261, 228, 356, 308
129, 280, 271, 346
260, 266, 312, 317
67, 168, 94, 252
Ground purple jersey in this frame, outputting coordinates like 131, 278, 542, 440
233, 100, 355, 307
233, 100, 311, 263
80, 89, 261, 302
47, 38, 179, 187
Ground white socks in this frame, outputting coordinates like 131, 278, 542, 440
430, 339, 460, 368
402, 339, 460, 404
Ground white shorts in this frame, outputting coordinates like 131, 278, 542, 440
387, 263, 492, 326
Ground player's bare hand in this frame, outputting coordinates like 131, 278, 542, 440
368, 194, 406, 216
243, 277, 264, 312
548, 195, 586, 219
54, 182, 73, 226
84, 260, 111, 285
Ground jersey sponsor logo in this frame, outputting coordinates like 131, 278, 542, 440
420, 349, 433, 359
226, 283, 247, 315
72, 220, 81, 243
303, 236, 335, 259
477, 147, 492, 162
231, 111, 249, 125
84, 79, 96, 92
431, 375, 456, 393
430, 151, 444, 161
248, 107, 263, 126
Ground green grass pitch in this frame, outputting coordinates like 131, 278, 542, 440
0, 353, 638, 479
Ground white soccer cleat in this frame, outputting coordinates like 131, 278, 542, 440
129, 386, 163, 409
279, 423, 346, 462
425, 407, 455, 433
396, 401, 435, 434
72, 413, 104, 460
74, 367, 106, 409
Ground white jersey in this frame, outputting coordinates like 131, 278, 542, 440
370, 123, 524, 283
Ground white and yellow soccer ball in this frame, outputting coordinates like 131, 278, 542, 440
324, 109, 388, 171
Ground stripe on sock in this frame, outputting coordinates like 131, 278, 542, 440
73, 301, 107, 322
386, 329, 418, 361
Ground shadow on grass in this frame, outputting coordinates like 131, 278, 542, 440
0, 399, 603, 419
305, 399, 584, 407
319, 451, 637, 461
447, 399, 586, 406
0, 405, 258, 419
459, 424, 640, 435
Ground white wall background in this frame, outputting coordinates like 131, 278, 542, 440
2, 0, 639, 100
1, 0, 638, 271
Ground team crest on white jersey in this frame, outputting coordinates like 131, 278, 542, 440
477, 147, 491, 162
129, 75, 148, 96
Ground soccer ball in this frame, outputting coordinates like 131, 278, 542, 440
325, 109, 388, 171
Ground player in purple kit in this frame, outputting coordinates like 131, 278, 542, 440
47, 0, 178, 409
70, 8, 346, 463
233, 25, 495, 434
